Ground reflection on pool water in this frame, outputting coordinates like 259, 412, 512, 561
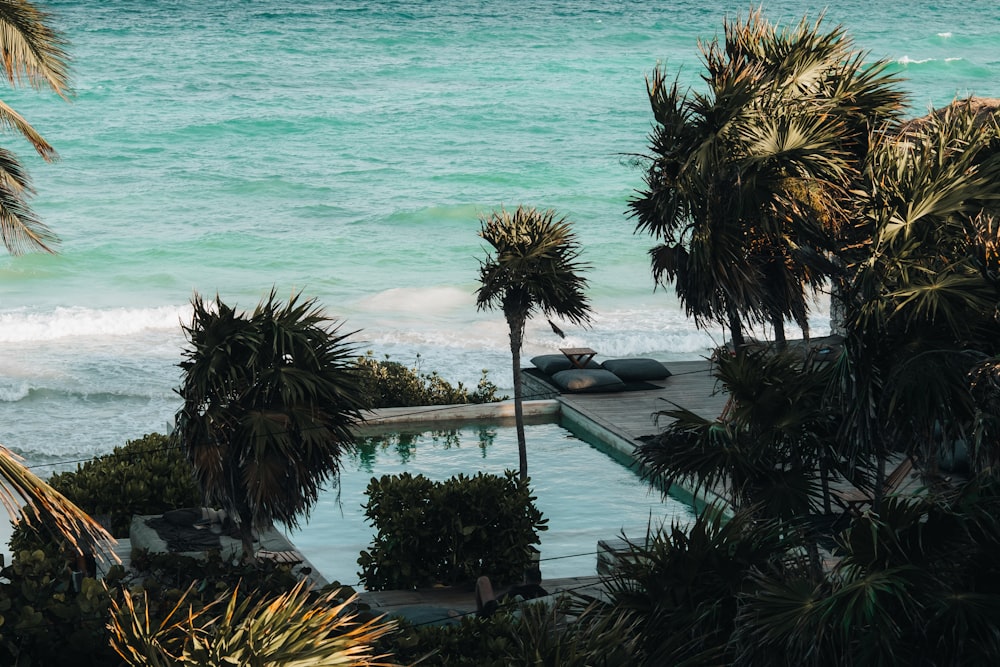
288, 421, 695, 587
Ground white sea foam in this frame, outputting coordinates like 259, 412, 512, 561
354, 286, 473, 317
938, 32, 952, 38
897, 56, 933, 65
0, 305, 190, 343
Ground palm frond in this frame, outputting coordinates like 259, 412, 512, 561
0, 444, 115, 557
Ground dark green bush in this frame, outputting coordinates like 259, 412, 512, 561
10, 433, 202, 555
0, 549, 121, 666
354, 352, 506, 408
0, 547, 357, 667
49, 433, 201, 538
358, 471, 547, 590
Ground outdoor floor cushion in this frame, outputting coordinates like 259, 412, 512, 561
550, 368, 626, 393
531, 354, 599, 375
601, 358, 671, 382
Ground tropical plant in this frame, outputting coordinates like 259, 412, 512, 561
383, 599, 641, 667
358, 471, 547, 590
0, 0, 113, 565
476, 205, 592, 479
837, 98, 1000, 499
629, 9, 905, 345
601, 507, 806, 665
0, 548, 122, 666
737, 475, 1000, 666
108, 578, 398, 667
30, 433, 199, 539
0, 0, 70, 256
175, 290, 365, 559
354, 352, 505, 408
637, 347, 842, 522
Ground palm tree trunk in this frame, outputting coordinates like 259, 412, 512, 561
773, 314, 786, 345
238, 507, 256, 562
508, 315, 528, 481
727, 305, 746, 348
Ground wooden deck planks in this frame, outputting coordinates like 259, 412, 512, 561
557, 360, 728, 443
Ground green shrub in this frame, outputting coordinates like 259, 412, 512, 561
0, 547, 364, 667
358, 471, 547, 590
0, 549, 121, 666
50, 433, 201, 538
354, 352, 506, 408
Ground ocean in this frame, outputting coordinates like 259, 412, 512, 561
1, 0, 997, 471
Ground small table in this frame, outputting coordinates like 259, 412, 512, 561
560, 347, 597, 369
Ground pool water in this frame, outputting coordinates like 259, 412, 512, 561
287, 421, 695, 587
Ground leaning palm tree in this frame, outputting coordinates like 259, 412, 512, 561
175, 290, 365, 559
476, 206, 591, 480
629, 10, 904, 346
0, 1, 113, 554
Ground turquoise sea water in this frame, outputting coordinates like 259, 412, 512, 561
0, 0, 998, 467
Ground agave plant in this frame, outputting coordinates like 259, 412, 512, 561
107, 579, 398, 666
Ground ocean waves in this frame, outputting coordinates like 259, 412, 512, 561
0, 305, 189, 343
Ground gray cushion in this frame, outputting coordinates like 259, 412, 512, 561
550, 369, 626, 393
601, 358, 671, 382
531, 354, 599, 375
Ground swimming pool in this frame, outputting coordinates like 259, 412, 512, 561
288, 421, 695, 587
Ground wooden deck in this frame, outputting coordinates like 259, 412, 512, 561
556, 359, 728, 443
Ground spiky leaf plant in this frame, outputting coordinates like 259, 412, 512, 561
108, 579, 398, 666
176, 290, 365, 558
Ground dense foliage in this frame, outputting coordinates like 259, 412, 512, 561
0, 545, 392, 667
46, 433, 200, 538
382, 601, 641, 666
0, 549, 118, 666
358, 471, 547, 590
354, 352, 506, 408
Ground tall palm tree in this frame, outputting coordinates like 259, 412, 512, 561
629, 10, 904, 346
476, 206, 591, 480
0, 2, 113, 554
175, 290, 365, 558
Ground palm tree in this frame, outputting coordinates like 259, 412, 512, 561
629, 10, 904, 346
476, 206, 591, 480
0, 0, 70, 255
0, 1, 113, 555
838, 99, 1000, 500
175, 290, 365, 559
